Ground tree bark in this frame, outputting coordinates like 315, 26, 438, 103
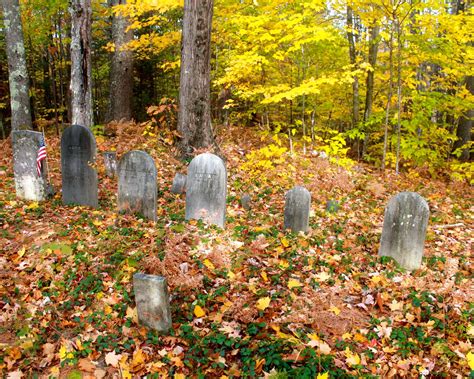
1, 0, 32, 130
177, 0, 216, 158
347, 6, 359, 129
70, 0, 93, 128
107, 0, 133, 122
453, 75, 473, 161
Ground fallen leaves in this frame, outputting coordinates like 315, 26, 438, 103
256, 297, 271, 311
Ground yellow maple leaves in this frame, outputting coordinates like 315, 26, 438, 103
256, 296, 271, 311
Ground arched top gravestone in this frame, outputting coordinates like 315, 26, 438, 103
185, 153, 226, 228
118, 150, 157, 221
379, 192, 429, 271
61, 124, 98, 207
12, 131, 48, 201
284, 186, 311, 233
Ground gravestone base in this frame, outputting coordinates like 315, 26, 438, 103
133, 273, 172, 332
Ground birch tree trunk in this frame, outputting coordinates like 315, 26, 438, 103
107, 0, 133, 122
177, 0, 215, 158
1, 0, 32, 130
70, 0, 93, 128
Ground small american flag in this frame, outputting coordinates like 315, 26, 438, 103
36, 137, 47, 177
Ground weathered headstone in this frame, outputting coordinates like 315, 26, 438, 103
284, 186, 311, 233
379, 192, 429, 271
171, 173, 187, 194
118, 150, 157, 221
133, 273, 172, 332
326, 200, 340, 213
185, 153, 227, 227
61, 124, 98, 207
241, 193, 251, 211
103, 151, 117, 178
12, 131, 49, 201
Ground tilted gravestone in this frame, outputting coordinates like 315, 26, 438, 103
133, 273, 172, 332
185, 153, 227, 228
61, 124, 98, 207
12, 131, 49, 201
171, 173, 187, 194
284, 186, 311, 233
103, 151, 117, 178
118, 150, 157, 221
379, 192, 429, 271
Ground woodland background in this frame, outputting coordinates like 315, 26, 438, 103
0, 0, 472, 178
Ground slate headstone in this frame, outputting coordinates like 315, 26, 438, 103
133, 273, 172, 332
61, 124, 98, 207
185, 153, 227, 227
12, 131, 48, 201
284, 186, 311, 233
241, 193, 251, 211
103, 151, 117, 178
118, 150, 157, 221
171, 173, 187, 194
379, 192, 429, 271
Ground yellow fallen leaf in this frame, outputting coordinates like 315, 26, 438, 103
279, 260, 289, 269
174, 374, 186, 379
329, 306, 340, 316
389, 300, 403, 311
288, 279, 302, 289
131, 348, 145, 367
371, 275, 382, 284
194, 305, 206, 318
203, 259, 215, 270
227, 271, 236, 280
58, 345, 74, 361
26, 202, 39, 210
92, 220, 103, 227
281, 237, 290, 247
126, 306, 138, 323
17, 247, 26, 258
342, 333, 352, 340
467, 351, 474, 370
345, 347, 360, 366
466, 325, 474, 336
316, 373, 329, 379
260, 271, 268, 282
256, 297, 271, 311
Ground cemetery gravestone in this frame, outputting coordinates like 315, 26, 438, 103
61, 124, 98, 207
284, 186, 311, 233
171, 173, 187, 194
118, 150, 157, 221
133, 273, 172, 332
241, 193, 251, 211
186, 153, 227, 227
103, 151, 117, 177
12, 131, 48, 201
379, 192, 429, 271
326, 200, 340, 213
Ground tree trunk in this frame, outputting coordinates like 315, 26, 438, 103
1, 0, 32, 130
70, 0, 93, 128
453, 75, 473, 161
381, 27, 395, 171
177, 0, 215, 158
107, 0, 133, 122
347, 7, 359, 129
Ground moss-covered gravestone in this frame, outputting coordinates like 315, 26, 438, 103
379, 192, 429, 271
185, 153, 227, 227
284, 186, 311, 233
61, 125, 98, 207
118, 150, 157, 221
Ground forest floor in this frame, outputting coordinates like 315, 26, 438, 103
0, 123, 473, 378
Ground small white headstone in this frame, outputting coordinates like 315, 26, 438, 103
284, 186, 311, 233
